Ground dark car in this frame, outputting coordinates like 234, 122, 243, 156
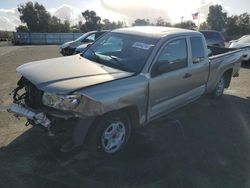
60, 30, 107, 56
200, 30, 225, 47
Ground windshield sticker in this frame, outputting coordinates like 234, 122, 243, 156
132, 42, 154, 50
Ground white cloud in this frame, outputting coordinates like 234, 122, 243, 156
48, 4, 82, 25
100, 0, 170, 24
0, 0, 233, 31
0, 8, 21, 31
0, 5, 82, 31
98, 0, 225, 24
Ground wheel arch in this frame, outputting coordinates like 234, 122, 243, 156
122, 105, 140, 129
92, 105, 140, 129
222, 68, 233, 88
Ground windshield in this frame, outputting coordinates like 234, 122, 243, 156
74, 32, 93, 42
82, 32, 158, 73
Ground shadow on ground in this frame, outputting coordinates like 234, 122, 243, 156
0, 95, 250, 188
241, 61, 250, 69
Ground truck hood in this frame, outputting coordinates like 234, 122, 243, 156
17, 55, 133, 94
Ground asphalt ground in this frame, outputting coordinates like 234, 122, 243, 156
0, 44, 250, 188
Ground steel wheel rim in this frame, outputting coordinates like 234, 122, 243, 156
101, 121, 126, 153
216, 78, 225, 96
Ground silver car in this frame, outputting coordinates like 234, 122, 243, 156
229, 35, 250, 61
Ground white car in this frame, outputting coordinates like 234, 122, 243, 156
229, 35, 250, 61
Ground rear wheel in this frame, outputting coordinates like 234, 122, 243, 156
212, 76, 225, 98
86, 111, 131, 157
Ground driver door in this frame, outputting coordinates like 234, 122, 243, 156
148, 37, 199, 120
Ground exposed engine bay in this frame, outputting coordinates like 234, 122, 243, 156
8, 77, 95, 148
8, 77, 55, 135
12, 77, 43, 109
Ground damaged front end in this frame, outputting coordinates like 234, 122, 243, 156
7, 77, 99, 152
8, 77, 82, 133
7, 77, 104, 137
8, 77, 56, 135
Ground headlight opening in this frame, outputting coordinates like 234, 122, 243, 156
42, 92, 81, 111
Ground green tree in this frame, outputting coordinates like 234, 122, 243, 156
62, 20, 71, 32
16, 25, 29, 32
174, 21, 197, 30
199, 22, 209, 30
18, 1, 51, 32
48, 16, 70, 32
132, 19, 153, 26
102, 19, 125, 30
81, 10, 102, 32
48, 16, 61, 32
156, 17, 171, 27
17, 1, 72, 33
207, 5, 227, 31
71, 21, 83, 33
237, 13, 250, 35
226, 15, 239, 36
225, 13, 250, 38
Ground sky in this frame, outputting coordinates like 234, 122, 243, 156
0, 0, 250, 31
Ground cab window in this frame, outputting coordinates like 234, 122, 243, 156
152, 38, 188, 76
190, 37, 205, 64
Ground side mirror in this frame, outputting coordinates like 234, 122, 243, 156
157, 60, 171, 74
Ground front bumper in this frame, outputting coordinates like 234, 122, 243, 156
60, 47, 75, 56
7, 103, 95, 147
7, 103, 51, 128
8, 102, 77, 121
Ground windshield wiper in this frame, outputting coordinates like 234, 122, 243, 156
107, 55, 135, 72
107, 55, 124, 67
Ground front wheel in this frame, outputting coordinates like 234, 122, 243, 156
86, 111, 131, 157
211, 76, 225, 98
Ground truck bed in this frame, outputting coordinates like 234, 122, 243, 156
206, 46, 243, 93
208, 45, 242, 60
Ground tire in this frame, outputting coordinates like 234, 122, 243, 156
86, 111, 131, 157
211, 76, 225, 98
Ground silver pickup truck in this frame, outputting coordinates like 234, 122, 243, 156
8, 27, 242, 156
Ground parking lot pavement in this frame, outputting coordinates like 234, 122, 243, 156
0, 46, 250, 188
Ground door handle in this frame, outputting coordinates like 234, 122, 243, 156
183, 73, 192, 79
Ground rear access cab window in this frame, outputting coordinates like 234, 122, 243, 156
190, 36, 205, 64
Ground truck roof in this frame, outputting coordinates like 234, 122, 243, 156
113, 26, 199, 39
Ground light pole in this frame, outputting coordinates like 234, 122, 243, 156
181, 16, 184, 23
34, 8, 39, 24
